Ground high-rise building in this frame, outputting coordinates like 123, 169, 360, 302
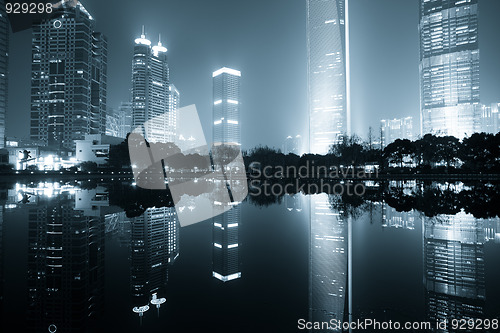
212, 67, 241, 146
380, 116, 413, 148
30, 2, 107, 151
284, 135, 302, 155
131, 29, 177, 143
477, 103, 499, 134
307, 0, 350, 154
0, 0, 9, 149
419, 0, 480, 139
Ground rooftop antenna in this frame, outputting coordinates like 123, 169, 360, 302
141, 25, 145, 38
158, 33, 162, 46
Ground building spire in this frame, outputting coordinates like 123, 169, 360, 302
141, 25, 145, 38
158, 33, 162, 46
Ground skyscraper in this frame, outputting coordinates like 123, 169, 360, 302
0, 0, 9, 149
131, 29, 176, 143
419, 0, 480, 139
307, 0, 350, 154
212, 67, 241, 146
30, 2, 107, 151
380, 116, 413, 148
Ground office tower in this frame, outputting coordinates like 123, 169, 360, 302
0, 0, 8, 149
284, 135, 302, 155
423, 213, 486, 326
212, 67, 241, 146
30, 2, 107, 151
106, 107, 119, 137
27, 192, 105, 331
380, 117, 413, 148
477, 103, 500, 134
309, 194, 349, 329
307, 0, 350, 154
131, 29, 176, 143
419, 0, 480, 139
130, 207, 179, 311
381, 203, 417, 230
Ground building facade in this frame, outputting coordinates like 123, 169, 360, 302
212, 67, 241, 146
307, 0, 350, 154
419, 0, 480, 138
477, 103, 499, 134
380, 116, 413, 148
131, 30, 177, 144
30, 3, 107, 151
0, 0, 9, 149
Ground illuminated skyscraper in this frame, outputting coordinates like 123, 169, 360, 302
307, 0, 350, 154
30, 2, 107, 151
419, 0, 480, 138
131, 29, 177, 143
477, 103, 500, 134
212, 67, 241, 146
0, 0, 8, 149
380, 117, 413, 148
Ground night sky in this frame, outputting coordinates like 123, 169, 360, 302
6, 0, 500, 150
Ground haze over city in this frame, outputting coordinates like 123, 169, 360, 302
6, 0, 500, 150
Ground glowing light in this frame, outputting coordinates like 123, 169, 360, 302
213, 67, 241, 77
214, 243, 222, 248
227, 99, 239, 105
214, 100, 222, 105
227, 120, 238, 125
228, 223, 238, 228
135, 35, 151, 46
212, 272, 241, 282
228, 244, 238, 249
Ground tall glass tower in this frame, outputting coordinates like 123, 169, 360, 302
419, 0, 480, 138
131, 29, 177, 144
0, 0, 9, 149
212, 67, 241, 147
307, 0, 350, 154
30, 2, 107, 151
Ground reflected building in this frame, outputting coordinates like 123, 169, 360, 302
212, 201, 241, 282
419, 0, 480, 138
130, 207, 179, 313
423, 212, 486, 330
0, 0, 8, 148
30, 2, 107, 151
26, 191, 105, 332
309, 194, 349, 331
284, 135, 302, 155
381, 204, 417, 230
285, 193, 303, 212
307, 0, 350, 154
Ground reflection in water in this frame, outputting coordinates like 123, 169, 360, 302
130, 207, 179, 320
423, 213, 488, 332
309, 194, 350, 332
0, 180, 498, 331
212, 204, 241, 282
26, 187, 105, 332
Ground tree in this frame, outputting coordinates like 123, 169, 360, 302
383, 139, 413, 168
79, 161, 98, 172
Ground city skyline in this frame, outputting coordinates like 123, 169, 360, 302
5, 0, 500, 151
